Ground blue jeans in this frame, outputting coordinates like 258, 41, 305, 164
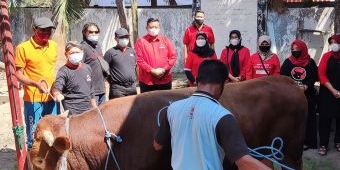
24, 101, 59, 148
95, 93, 106, 106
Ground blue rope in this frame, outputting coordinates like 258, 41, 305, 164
157, 106, 169, 127
248, 137, 295, 170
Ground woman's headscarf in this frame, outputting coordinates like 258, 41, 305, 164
258, 35, 273, 60
228, 30, 243, 77
328, 34, 340, 44
288, 40, 310, 67
192, 32, 215, 58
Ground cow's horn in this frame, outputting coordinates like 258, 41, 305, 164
42, 130, 54, 147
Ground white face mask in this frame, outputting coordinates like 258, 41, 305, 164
330, 43, 340, 52
87, 35, 99, 42
68, 53, 83, 65
148, 28, 160, 37
118, 38, 129, 47
230, 38, 239, 46
196, 39, 206, 47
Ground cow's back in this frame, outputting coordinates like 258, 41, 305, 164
220, 76, 307, 169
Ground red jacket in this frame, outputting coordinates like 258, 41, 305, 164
135, 34, 177, 85
220, 46, 250, 79
184, 51, 217, 78
245, 52, 281, 80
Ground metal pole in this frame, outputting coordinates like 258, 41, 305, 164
0, 1, 28, 170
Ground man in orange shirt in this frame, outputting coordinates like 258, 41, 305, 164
135, 18, 177, 93
15, 17, 59, 149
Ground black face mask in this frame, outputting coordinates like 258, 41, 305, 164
291, 50, 302, 58
259, 45, 271, 53
195, 18, 204, 25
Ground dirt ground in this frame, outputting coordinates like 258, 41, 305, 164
1, 73, 340, 170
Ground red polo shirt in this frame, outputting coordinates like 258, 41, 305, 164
135, 34, 177, 85
183, 24, 215, 52
220, 47, 250, 80
245, 53, 281, 80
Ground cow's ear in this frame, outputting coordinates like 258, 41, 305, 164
53, 136, 71, 153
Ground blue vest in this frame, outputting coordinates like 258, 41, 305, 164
167, 93, 231, 170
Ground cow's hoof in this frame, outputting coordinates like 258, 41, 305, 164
318, 146, 327, 156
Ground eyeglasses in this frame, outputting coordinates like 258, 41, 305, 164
88, 31, 99, 34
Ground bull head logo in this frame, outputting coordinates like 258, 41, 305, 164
290, 67, 306, 86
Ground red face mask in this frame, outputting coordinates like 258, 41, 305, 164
34, 29, 52, 44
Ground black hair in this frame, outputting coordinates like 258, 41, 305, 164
195, 10, 205, 16
82, 22, 100, 40
197, 60, 228, 84
146, 18, 160, 26
65, 41, 83, 52
229, 30, 241, 39
196, 32, 207, 40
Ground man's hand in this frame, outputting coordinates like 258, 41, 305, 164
55, 93, 65, 102
151, 68, 166, 79
35, 79, 49, 93
153, 140, 163, 151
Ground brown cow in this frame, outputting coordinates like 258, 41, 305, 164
30, 75, 307, 170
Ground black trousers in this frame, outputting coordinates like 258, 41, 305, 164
304, 97, 318, 148
319, 117, 340, 147
109, 84, 137, 99
139, 81, 172, 93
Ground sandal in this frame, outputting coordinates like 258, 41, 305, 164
318, 146, 327, 156
335, 143, 340, 152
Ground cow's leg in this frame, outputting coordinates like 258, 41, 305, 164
280, 157, 302, 170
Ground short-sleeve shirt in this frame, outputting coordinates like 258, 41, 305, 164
245, 53, 281, 80
103, 46, 136, 84
53, 64, 94, 115
81, 41, 105, 95
183, 24, 215, 52
155, 91, 248, 170
15, 38, 57, 102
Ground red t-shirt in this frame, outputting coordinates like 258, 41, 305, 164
245, 52, 281, 80
318, 51, 334, 85
220, 47, 250, 79
184, 51, 217, 78
183, 24, 215, 53
135, 34, 177, 85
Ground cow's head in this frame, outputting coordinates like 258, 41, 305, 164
29, 113, 71, 170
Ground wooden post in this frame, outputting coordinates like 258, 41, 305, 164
0, 0, 28, 170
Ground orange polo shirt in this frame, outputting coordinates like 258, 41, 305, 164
15, 38, 57, 102
135, 34, 177, 85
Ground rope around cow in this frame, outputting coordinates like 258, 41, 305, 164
156, 105, 296, 170
96, 107, 122, 170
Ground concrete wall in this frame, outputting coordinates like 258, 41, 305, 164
268, 7, 334, 64
7, 7, 191, 72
